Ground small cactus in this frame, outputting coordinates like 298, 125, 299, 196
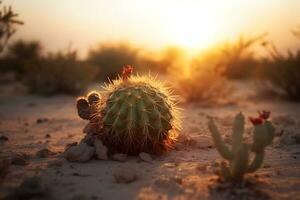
76, 66, 181, 155
208, 111, 275, 181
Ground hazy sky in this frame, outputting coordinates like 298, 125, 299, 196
6, 0, 300, 57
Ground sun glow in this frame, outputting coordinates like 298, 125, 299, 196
165, 2, 223, 50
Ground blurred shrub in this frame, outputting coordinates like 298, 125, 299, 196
216, 34, 266, 80
171, 50, 234, 104
23, 50, 96, 95
87, 43, 139, 80
259, 28, 300, 100
0, 40, 42, 74
138, 46, 185, 73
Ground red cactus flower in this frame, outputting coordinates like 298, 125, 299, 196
122, 65, 134, 80
249, 117, 263, 125
258, 110, 270, 120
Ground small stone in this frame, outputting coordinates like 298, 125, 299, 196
36, 148, 56, 158
47, 159, 63, 167
113, 168, 138, 183
94, 139, 108, 160
36, 118, 48, 124
112, 154, 127, 162
64, 143, 95, 162
139, 152, 152, 162
11, 153, 28, 166
0, 135, 8, 141
45, 134, 51, 138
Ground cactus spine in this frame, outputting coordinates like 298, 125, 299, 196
208, 112, 275, 181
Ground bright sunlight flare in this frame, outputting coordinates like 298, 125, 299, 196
165, 2, 223, 50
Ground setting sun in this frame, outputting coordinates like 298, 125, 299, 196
165, 3, 222, 50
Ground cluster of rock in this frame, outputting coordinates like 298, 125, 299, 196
63, 125, 153, 163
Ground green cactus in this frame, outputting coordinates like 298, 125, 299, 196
208, 112, 275, 181
76, 66, 181, 155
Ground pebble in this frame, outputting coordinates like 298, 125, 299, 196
36, 118, 49, 124
139, 152, 152, 162
94, 139, 108, 160
114, 168, 138, 183
64, 143, 95, 162
0, 135, 8, 141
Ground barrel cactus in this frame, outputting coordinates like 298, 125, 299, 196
76, 66, 181, 155
208, 111, 275, 181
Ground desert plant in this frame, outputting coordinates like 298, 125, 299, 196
259, 28, 300, 100
87, 43, 139, 80
216, 34, 266, 79
76, 66, 181, 155
172, 50, 234, 104
23, 50, 96, 95
208, 111, 275, 181
0, 40, 42, 74
0, 1, 23, 52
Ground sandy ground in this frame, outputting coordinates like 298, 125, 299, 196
0, 82, 300, 200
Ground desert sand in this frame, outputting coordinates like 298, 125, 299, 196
0, 82, 300, 200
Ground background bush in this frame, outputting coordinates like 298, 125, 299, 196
0, 40, 41, 75
23, 50, 96, 95
171, 50, 234, 104
87, 42, 139, 80
215, 34, 266, 80
259, 29, 300, 100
